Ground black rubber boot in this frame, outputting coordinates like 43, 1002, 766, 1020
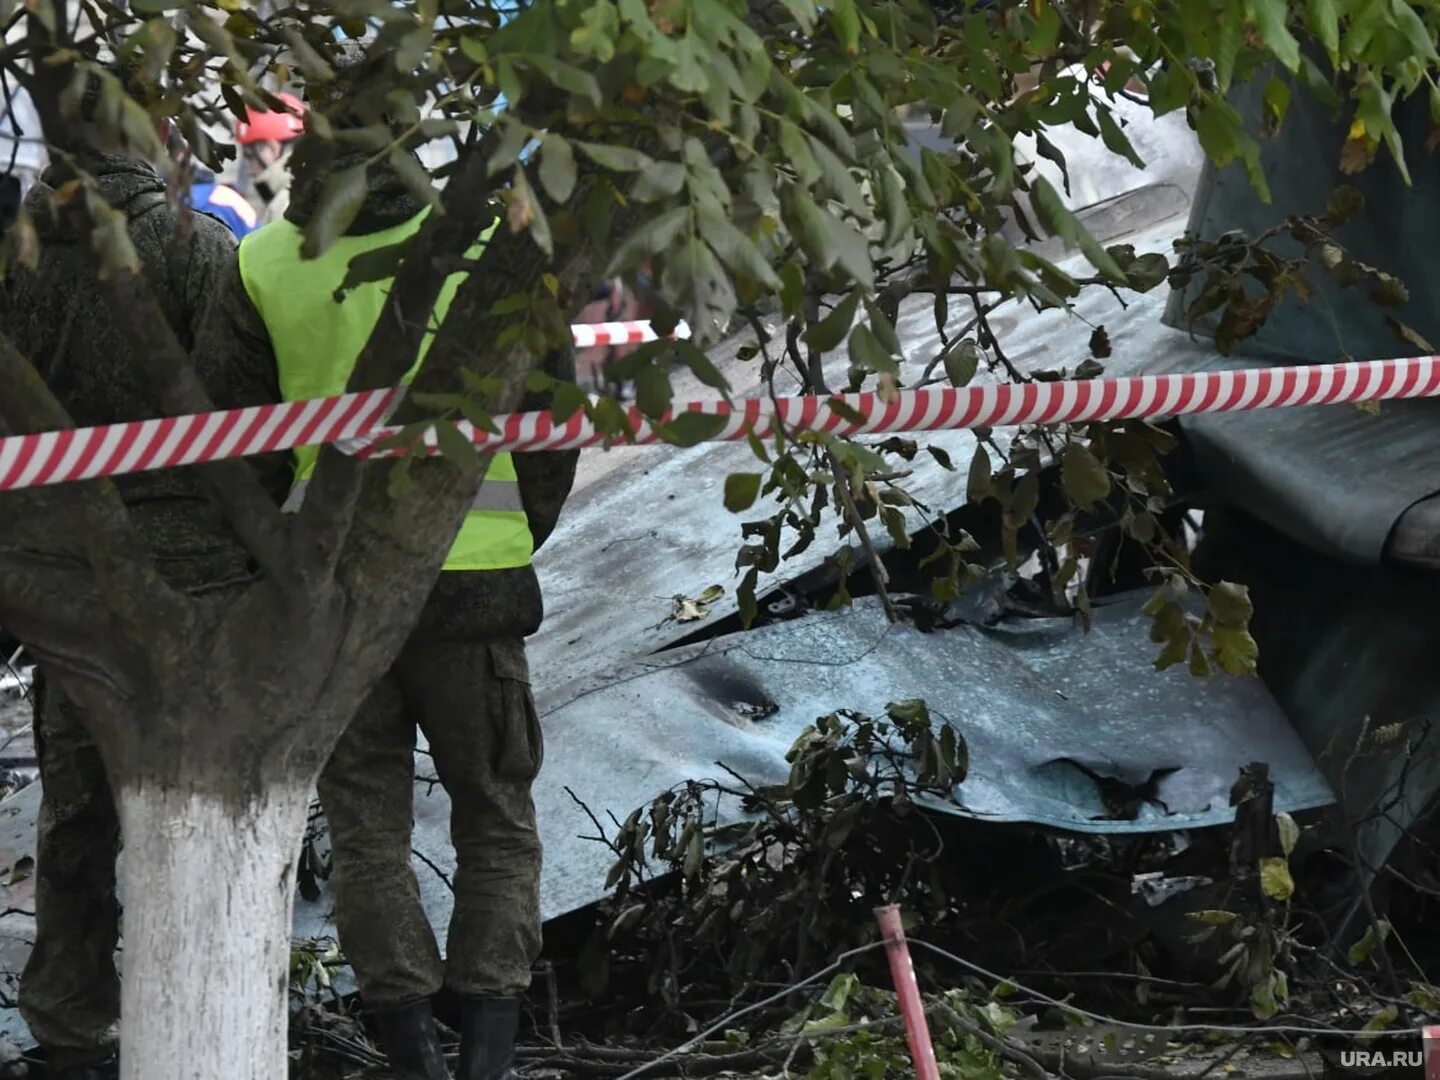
370, 998, 452, 1080
456, 996, 521, 1080
53, 1055, 119, 1080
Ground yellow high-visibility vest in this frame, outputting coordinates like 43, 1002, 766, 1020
237, 209, 532, 572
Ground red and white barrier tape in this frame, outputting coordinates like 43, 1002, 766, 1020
572, 319, 691, 348
2, 355, 1439, 493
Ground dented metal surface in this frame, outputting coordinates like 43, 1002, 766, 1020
293, 593, 1334, 947
527, 211, 1198, 696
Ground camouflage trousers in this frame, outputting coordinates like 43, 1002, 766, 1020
18, 674, 122, 1070
318, 637, 545, 1006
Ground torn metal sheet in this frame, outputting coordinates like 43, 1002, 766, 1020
529, 211, 1195, 695
1136, 348, 1440, 568
292, 594, 1334, 951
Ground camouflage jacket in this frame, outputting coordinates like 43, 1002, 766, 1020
0, 154, 257, 594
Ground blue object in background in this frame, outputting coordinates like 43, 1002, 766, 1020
188, 172, 260, 239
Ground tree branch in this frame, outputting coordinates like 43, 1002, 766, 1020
297, 122, 508, 582
95, 271, 298, 588
328, 152, 628, 702
0, 333, 186, 654
827, 449, 901, 624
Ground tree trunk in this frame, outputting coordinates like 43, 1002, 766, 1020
116, 780, 311, 1080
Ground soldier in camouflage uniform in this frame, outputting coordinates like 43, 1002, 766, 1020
196, 85, 578, 1078
0, 77, 262, 1080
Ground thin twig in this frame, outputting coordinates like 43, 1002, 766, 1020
410, 847, 453, 893
827, 449, 901, 624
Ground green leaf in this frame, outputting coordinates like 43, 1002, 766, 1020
724, 472, 763, 512
829, 0, 861, 54
630, 162, 687, 203
863, 297, 901, 355
827, 399, 868, 425
1250, 972, 1280, 1020
1387, 0, 1438, 63
1207, 581, 1253, 626
301, 165, 370, 259
673, 341, 731, 395
1212, 625, 1259, 675
779, 263, 805, 318
539, 135, 578, 204
605, 206, 692, 276
571, 0, 619, 62
1030, 176, 1125, 280
1259, 856, 1294, 902
698, 213, 781, 289
1193, 99, 1269, 199
820, 972, 860, 1013
516, 53, 602, 107
806, 292, 861, 353
1364, 1004, 1399, 1033
658, 411, 729, 447
460, 34, 487, 64
824, 213, 875, 290
878, 166, 913, 249
944, 341, 980, 387
1061, 443, 1111, 509
968, 443, 993, 502
1348, 918, 1392, 967
433, 420, 481, 475
786, 187, 835, 270
808, 134, 868, 218
1263, 77, 1293, 133
1276, 811, 1300, 857
776, 0, 817, 32
576, 142, 654, 172
488, 121, 532, 177
847, 323, 898, 375
779, 121, 822, 187
552, 381, 588, 423
1096, 104, 1145, 169
1248, 0, 1301, 71
387, 150, 441, 211
1126, 253, 1170, 293
635, 363, 672, 418
1306, 0, 1340, 65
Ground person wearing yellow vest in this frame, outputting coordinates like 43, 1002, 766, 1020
196, 122, 578, 1080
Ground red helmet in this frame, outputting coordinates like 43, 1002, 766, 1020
236, 93, 305, 146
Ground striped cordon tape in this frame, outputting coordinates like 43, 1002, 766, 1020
3, 345, 1440, 494
571, 320, 690, 348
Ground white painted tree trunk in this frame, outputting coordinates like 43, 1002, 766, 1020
117, 782, 311, 1080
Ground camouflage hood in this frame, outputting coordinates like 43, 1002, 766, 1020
284, 146, 421, 235
28, 154, 171, 244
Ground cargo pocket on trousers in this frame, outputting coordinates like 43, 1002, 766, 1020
489, 642, 545, 781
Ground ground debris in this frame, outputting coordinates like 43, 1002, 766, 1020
282, 709, 1440, 1080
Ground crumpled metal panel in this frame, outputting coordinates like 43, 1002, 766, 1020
293, 594, 1334, 945
528, 216, 1193, 695
1138, 347, 1440, 567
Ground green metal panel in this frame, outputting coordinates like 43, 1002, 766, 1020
1165, 64, 1440, 362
